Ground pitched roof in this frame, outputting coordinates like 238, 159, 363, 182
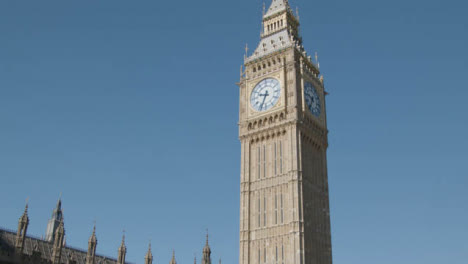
264, 0, 290, 18
246, 29, 293, 63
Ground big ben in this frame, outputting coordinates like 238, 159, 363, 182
238, 1, 332, 264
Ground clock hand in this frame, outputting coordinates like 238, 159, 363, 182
260, 94, 268, 109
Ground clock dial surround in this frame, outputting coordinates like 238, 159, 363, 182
250, 78, 281, 112
304, 81, 321, 117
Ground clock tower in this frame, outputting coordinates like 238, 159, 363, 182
238, 1, 332, 264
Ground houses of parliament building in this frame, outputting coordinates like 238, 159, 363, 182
1, 0, 333, 263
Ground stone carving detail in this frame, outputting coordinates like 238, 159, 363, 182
246, 112, 286, 132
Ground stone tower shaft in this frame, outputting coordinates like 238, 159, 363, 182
238, 1, 332, 264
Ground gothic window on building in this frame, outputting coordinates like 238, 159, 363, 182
274, 142, 277, 175
263, 145, 266, 178
275, 246, 278, 264
274, 193, 278, 224
279, 141, 283, 174
264, 247, 266, 263
281, 245, 284, 264
263, 196, 267, 227
258, 198, 261, 228
257, 146, 261, 180
280, 193, 284, 224
258, 249, 261, 264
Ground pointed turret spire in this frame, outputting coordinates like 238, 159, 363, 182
246, 0, 302, 63
264, 0, 292, 18
117, 232, 127, 264
15, 201, 29, 254
51, 220, 65, 264
169, 250, 177, 264
145, 241, 153, 264
86, 224, 97, 264
201, 231, 211, 264
46, 196, 64, 242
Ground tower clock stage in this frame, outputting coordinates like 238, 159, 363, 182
238, 1, 332, 264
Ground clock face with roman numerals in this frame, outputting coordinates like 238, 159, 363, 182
250, 78, 281, 112
304, 81, 321, 117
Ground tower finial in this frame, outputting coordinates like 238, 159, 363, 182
56, 193, 62, 210
206, 229, 209, 245
245, 44, 249, 59
263, 2, 266, 16
296, 7, 300, 20
118, 230, 127, 264
24, 198, 29, 213
145, 240, 153, 264
170, 249, 176, 264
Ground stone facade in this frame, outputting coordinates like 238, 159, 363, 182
238, 1, 333, 264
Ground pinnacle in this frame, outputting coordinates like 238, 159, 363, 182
23, 203, 29, 215
145, 241, 153, 259
170, 250, 177, 264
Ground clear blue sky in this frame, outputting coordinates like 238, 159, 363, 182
0, 0, 467, 263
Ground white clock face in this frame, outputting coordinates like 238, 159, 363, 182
304, 82, 321, 117
250, 78, 281, 112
